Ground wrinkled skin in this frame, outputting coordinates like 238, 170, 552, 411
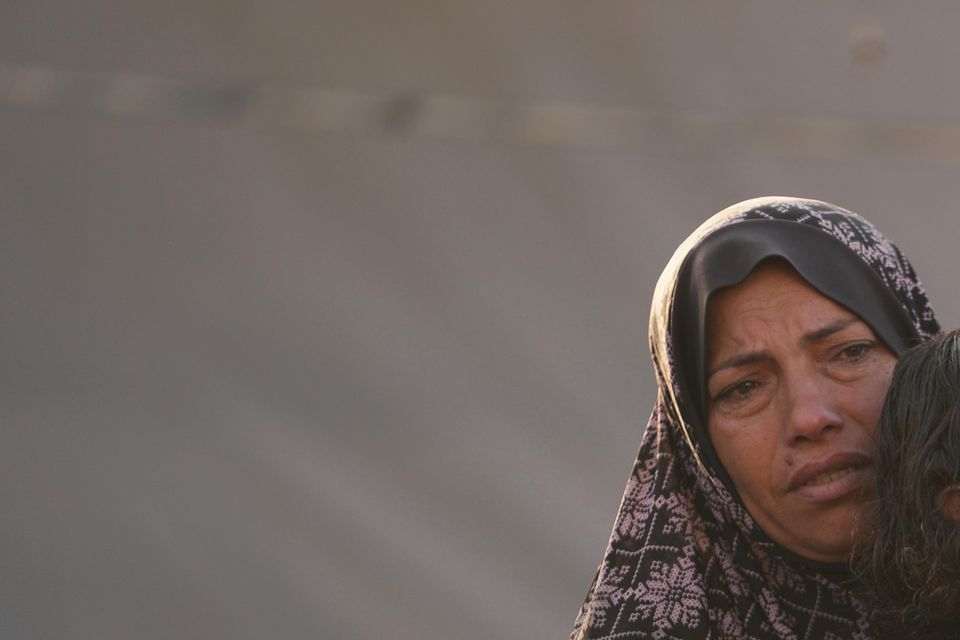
707, 262, 896, 562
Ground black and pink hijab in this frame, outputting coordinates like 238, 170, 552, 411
571, 197, 940, 639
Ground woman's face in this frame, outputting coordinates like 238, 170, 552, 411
706, 261, 896, 562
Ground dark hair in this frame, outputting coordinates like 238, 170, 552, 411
852, 329, 960, 639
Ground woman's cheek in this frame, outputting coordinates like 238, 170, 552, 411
863, 353, 897, 433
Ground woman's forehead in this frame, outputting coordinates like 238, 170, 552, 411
706, 263, 868, 350
708, 261, 840, 320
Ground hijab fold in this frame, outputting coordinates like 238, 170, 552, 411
571, 197, 939, 640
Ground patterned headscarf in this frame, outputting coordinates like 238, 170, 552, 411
571, 197, 940, 640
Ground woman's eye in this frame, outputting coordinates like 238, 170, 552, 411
837, 342, 874, 361
716, 380, 759, 404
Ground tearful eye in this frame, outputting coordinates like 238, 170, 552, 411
716, 380, 760, 404
838, 342, 874, 361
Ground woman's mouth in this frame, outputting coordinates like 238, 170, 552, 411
802, 466, 856, 487
788, 452, 874, 502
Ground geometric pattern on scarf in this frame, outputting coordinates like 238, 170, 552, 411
571, 198, 939, 640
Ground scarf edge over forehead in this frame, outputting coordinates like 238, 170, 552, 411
571, 196, 940, 640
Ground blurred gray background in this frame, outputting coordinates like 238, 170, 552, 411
3, 3, 960, 639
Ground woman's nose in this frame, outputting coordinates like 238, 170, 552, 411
784, 375, 844, 443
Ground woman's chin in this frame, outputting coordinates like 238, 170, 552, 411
756, 498, 866, 564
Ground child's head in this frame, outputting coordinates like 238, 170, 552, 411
854, 329, 960, 636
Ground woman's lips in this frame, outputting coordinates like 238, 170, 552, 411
787, 452, 873, 502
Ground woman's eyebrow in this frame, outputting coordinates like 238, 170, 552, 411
708, 318, 862, 379
708, 352, 769, 379
802, 317, 859, 344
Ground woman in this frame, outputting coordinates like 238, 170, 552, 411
571, 197, 940, 639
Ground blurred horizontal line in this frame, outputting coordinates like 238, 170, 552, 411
4, 60, 960, 157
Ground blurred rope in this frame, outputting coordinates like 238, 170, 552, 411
4, 59, 960, 158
